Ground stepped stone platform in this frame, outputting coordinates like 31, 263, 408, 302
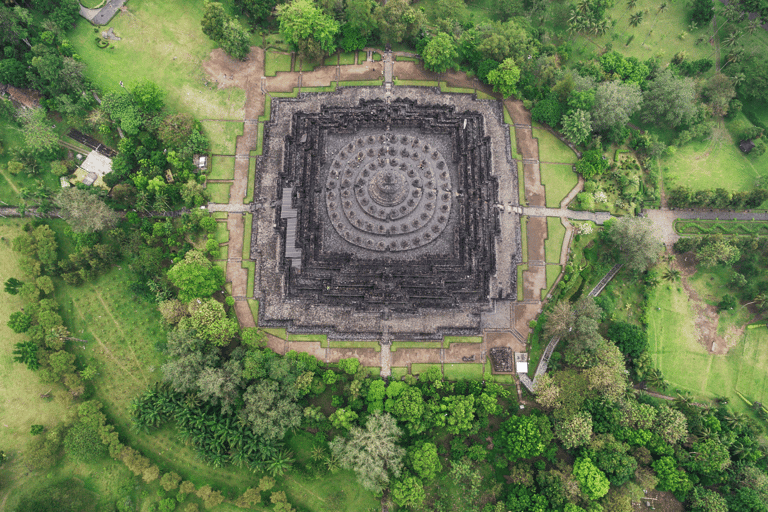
250, 86, 521, 338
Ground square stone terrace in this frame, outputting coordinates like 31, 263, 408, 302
250, 85, 521, 339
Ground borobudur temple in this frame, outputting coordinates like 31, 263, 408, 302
250, 86, 521, 339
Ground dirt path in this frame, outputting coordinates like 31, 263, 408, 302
0, 170, 21, 196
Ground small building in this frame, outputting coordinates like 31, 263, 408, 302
740, 139, 756, 154
514, 352, 529, 374
71, 150, 114, 189
194, 154, 208, 171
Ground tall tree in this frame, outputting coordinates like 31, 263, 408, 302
641, 69, 698, 127
377, 0, 426, 44
54, 189, 120, 233
277, 0, 339, 59
486, 58, 521, 98
166, 249, 225, 302
604, 217, 661, 273
422, 33, 457, 74
16, 108, 59, 156
591, 80, 643, 131
329, 412, 405, 493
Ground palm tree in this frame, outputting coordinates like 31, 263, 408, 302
629, 12, 644, 27
627, 0, 637, 10
594, 19, 610, 36
310, 445, 326, 462
663, 268, 681, 282
723, 31, 743, 47
747, 18, 763, 36
645, 368, 668, 391
723, 412, 746, 429
658, 2, 668, 15
675, 390, 694, 409
266, 449, 295, 476
324, 453, 340, 473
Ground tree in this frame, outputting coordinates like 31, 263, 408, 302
8, 311, 32, 333
377, 0, 425, 44
13, 340, 39, 370
652, 456, 692, 497
604, 217, 661, 273
64, 420, 108, 462
338, 357, 360, 375
201, 1, 228, 44
741, 56, 768, 102
544, 301, 574, 339
607, 321, 647, 359
158, 113, 195, 150
422, 33, 457, 74
344, 0, 378, 40
16, 107, 59, 156
329, 412, 405, 493
391, 386, 425, 434
641, 70, 697, 127
686, 439, 731, 478
703, 73, 736, 117
167, 249, 225, 302
591, 80, 643, 131
235, 0, 277, 27
689, 486, 728, 512
555, 412, 593, 449
5, 277, 23, 295
697, 238, 740, 267
574, 149, 608, 179
487, 58, 521, 98
183, 298, 239, 346
561, 109, 592, 145
690, 0, 714, 25
240, 379, 302, 442
408, 442, 441, 481
277, 0, 339, 58
653, 405, 688, 445
221, 19, 251, 60
573, 456, 610, 500
329, 407, 358, 430
497, 414, 553, 461
54, 189, 119, 233
392, 475, 425, 509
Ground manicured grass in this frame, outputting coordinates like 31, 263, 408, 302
544, 265, 562, 299
443, 336, 483, 347
396, 56, 419, 62
205, 182, 231, 203
339, 52, 356, 65
490, 374, 516, 384
328, 341, 381, 351
439, 82, 474, 94
411, 363, 442, 376
373, 52, 382, 61
545, 217, 565, 264
299, 57, 322, 72
647, 281, 768, 416
213, 219, 229, 243
208, 155, 235, 179
541, 163, 578, 208
245, 154, 256, 202
272, 89, 300, 98
509, 127, 521, 160
202, 120, 242, 154
323, 53, 338, 66
391, 341, 442, 351
338, 79, 384, 86
263, 327, 287, 339
265, 51, 292, 76
476, 90, 495, 100
248, 299, 259, 323
517, 264, 527, 301
287, 334, 327, 342
213, 211, 227, 219
391, 367, 409, 380
503, 105, 513, 125
675, 219, 768, 235
264, 33, 291, 52
214, 245, 229, 260
301, 85, 337, 92
81, 0, 106, 8
662, 122, 768, 195
443, 363, 484, 381
68, 0, 244, 120
258, 96, 272, 122
253, 123, 265, 156
520, 216, 528, 262
533, 128, 578, 164
393, 79, 438, 86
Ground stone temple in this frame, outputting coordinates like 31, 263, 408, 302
250, 86, 521, 339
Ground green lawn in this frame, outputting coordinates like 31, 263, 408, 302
443, 363, 484, 381
662, 122, 768, 194
213, 219, 229, 244
391, 367, 409, 380
67, 0, 244, 120
545, 265, 561, 299
328, 341, 381, 351
541, 163, 578, 208
339, 52, 356, 65
202, 121, 242, 154
443, 336, 483, 347
206, 182, 231, 203
265, 51, 293, 76
411, 363, 442, 376
391, 341, 442, 351
533, 128, 578, 164
208, 155, 235, 180
545, 217, 565, 264
647, 281, 768, 416
396, 56, 419, 62
517, 264, 527, 301
393, 79, 439, 86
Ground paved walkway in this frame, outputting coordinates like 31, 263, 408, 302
517, 206, 613, 224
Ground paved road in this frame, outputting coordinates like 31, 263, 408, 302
516, 206, 613, 224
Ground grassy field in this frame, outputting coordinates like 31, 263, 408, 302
662, 122, 768, 193
209, 155, 236, 180
266, 51, 293, 76
545, 217, 565, 264
206, 182, 231, 203
67, 0, 245, 120
443, 363, 484, 381
533, 128, 578, 164
541, 163, 578, 208
203, 121, 242, 154
391, 341, 442, 351
647, 278, 768, 415
339, 52, 356, 65
545, 265, 561, 299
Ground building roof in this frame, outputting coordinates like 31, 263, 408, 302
740, 139, 755, 153
79, 150, 113, 178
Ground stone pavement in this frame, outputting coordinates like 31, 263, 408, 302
517, 206, 613, 224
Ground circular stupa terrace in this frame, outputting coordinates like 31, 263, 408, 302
250, 85, 521, 339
